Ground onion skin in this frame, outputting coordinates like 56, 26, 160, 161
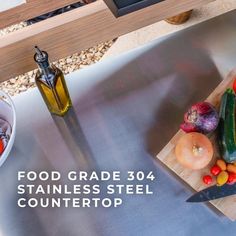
180, 102, 219, 134
175, 132, 213, 170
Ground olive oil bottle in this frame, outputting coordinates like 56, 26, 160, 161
34, 46, 72, 116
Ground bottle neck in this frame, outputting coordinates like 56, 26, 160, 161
38, 64, 55, 78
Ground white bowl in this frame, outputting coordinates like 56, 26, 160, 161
0, 91, 16, 167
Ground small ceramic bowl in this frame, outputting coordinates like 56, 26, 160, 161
0, 91, 16, 167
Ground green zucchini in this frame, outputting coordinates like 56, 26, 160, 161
218, 88, 236, 163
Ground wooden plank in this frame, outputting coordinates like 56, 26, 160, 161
0, 0, 81, 29
0, 0, 214, 81
157, 69, 236, 221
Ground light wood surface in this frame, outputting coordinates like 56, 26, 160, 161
0, 0, 81, 29
157, 69, 236, 221
0, 0, 214, 81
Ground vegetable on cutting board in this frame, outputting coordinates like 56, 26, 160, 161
216, 159, 227, 171
180, 102, 219, 134
227, 164, 236, 174
175, 132, 213, 170
227, 172, 236, 184
203, 159, 236, 186
217, 171, 229, 186
211, 165, 221, 176
218, 88, 236, 163
175, 83, 236, 186
233, 77, 236, 93
203, 175, 212, 185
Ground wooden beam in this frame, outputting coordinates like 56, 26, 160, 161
0, 0, 82, 29
0, 0, 214, 81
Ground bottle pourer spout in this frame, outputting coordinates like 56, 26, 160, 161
35, 46, 44, 60
34, 46, 49, 68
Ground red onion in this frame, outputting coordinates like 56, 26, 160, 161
180, 102, 219, 134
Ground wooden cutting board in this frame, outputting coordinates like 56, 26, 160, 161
156, 69, 236, 221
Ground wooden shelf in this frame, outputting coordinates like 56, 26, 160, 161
0, 0, 214, 81
0, 0, 80, 29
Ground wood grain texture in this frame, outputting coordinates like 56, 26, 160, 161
0, 0, 81, 29
0, 0, 214, 81
156, 69, 236, 221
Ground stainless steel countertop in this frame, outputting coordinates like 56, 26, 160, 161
1, 10, 236, 236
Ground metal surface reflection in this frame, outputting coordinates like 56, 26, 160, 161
1, 10, 236, 236
52, 107, 96, 170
